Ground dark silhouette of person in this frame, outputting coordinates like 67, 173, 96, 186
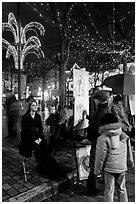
5, 94, 20, 138
86, 90, 110, 195
87, 86, 102, 123
54, 97, 59, 110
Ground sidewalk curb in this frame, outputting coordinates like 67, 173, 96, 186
8, 177, 69, 202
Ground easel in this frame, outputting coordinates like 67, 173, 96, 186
68, 67, 90, 194
69, 98, 91, 195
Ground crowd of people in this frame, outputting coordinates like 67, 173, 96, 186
85, 87, 134, 202
4, 87, 135, 202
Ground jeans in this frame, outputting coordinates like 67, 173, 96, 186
104, 171, 128, 202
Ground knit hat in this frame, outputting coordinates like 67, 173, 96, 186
113, 95, 122, 103
93, 90, 108, 102
100, 113, 118, 126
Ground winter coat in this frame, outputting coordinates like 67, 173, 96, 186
94, 122, 134, 175
18, 111, 44, 157
88, 96, 97, 121
87, 101, 110, 143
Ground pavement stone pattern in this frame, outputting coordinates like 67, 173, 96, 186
3, 139, 135, 202
2, 135, 76, 202
45, 167, 135, 202
2, 112, 135, 202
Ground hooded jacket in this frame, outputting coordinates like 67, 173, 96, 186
94, 122, 134, 175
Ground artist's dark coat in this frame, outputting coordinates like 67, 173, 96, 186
86, 102, 111, 193
87, 102, 110, 144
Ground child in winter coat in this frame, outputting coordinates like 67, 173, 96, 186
94, 113, 134, 202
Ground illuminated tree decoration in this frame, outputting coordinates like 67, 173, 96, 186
2, 12, 45, 70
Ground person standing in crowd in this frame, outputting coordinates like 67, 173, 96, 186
18, 100, 66, 179
45, 106, 59, 135
5, 94, 20, 138
41, 99, 45, 112
86, 90, 110, 195
87, 86, 102, 122
54, 97, 59, 111
111, 95, 132, 134
86, 86, 102, 141
94, 113, 134, 202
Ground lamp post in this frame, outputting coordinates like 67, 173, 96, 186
2, 8, 45, 100
17, 2, 21, 100
122, 51, 128, 110
66, 78, 70, 108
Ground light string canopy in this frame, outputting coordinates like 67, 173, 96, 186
83, 2, 103, 42
112, 2, 115, 52
26, 2, 134, 68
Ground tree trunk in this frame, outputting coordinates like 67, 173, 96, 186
11, 72, 13, 91
58, 41, 70, 109
59, 62, 67, 109
123, 57, 128, 111
42, 77, 45, 100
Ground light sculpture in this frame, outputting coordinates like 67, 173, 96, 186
2, 12, 45, 99
2, 13, 45, 70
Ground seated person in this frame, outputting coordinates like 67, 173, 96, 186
45, 109, 59, 134
18, 100, 66, 179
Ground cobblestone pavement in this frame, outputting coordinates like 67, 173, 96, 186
2, 112, 76, 202
2, 111, 135, 202
45, 166, 135, 202
2, 139, 77, 202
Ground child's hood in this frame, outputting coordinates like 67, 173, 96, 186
99, 122, 128, 149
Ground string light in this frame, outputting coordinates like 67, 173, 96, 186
83, 3, 102, 41
26, 2, 134, 70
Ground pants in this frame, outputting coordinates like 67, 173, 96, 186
32, 140, 66, 179
104, 171, 128, 202
48, 124, 66, 152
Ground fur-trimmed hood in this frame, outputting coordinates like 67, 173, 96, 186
99, 122, 128, 149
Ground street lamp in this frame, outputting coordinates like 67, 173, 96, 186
2, 12, 45, 100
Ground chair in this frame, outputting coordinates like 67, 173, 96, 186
22, 156, 29, 182
21, 151, 35, 182
19, 149, 35, 182
18, 143, 35, 182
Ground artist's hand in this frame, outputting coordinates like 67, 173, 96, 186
35, 138, 42, 145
